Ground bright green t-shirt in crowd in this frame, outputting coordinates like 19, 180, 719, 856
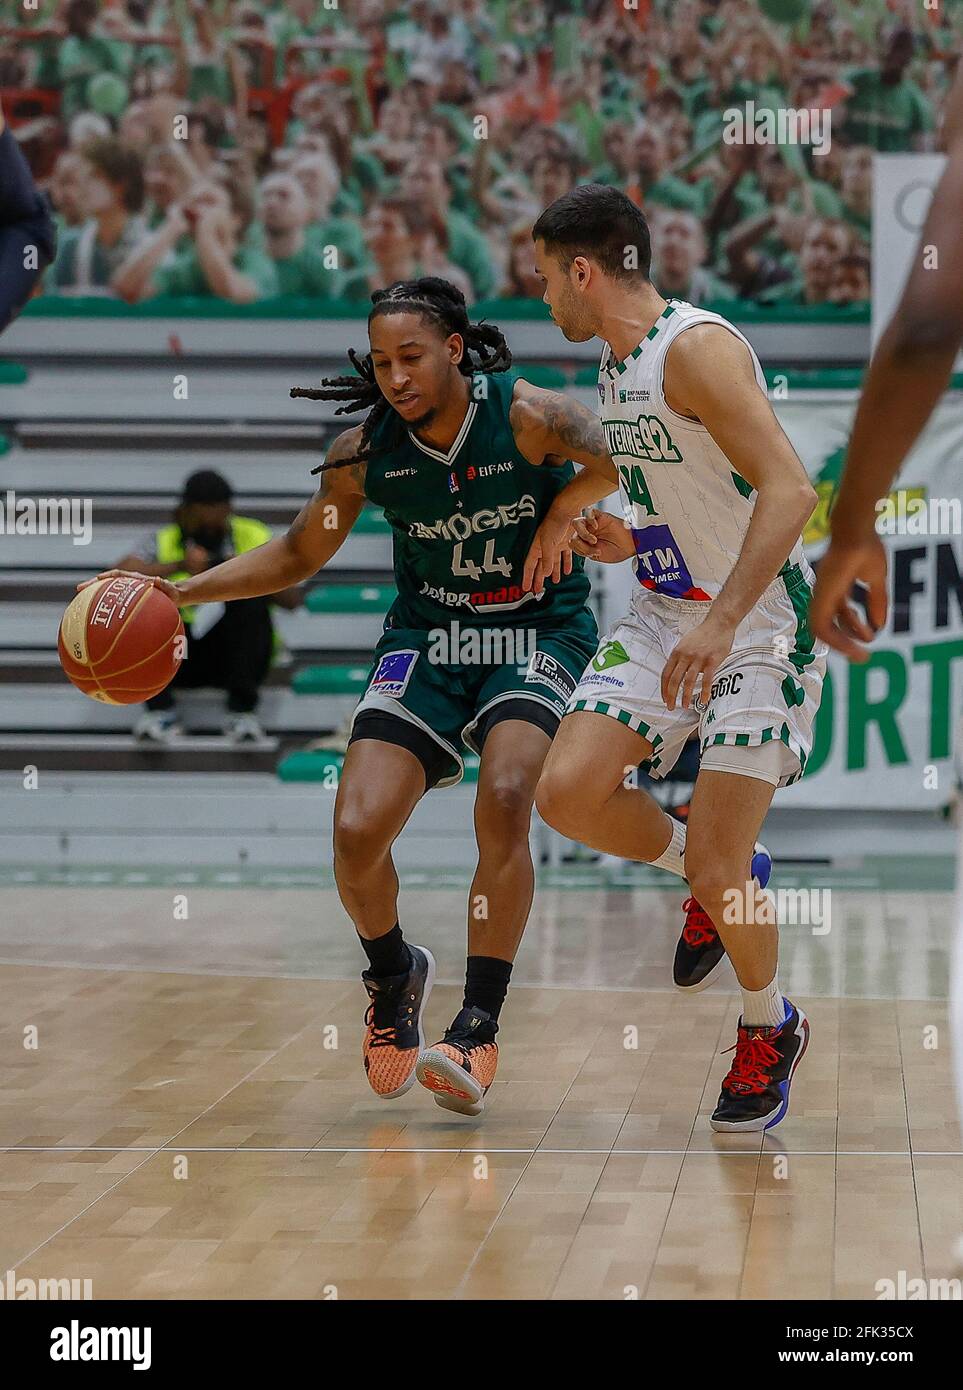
153, 244, 279, 299
842, 69, 934, 152
304, 218, 367, 270
271, 243, 342, 297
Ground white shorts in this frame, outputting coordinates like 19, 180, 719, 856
566, 562, 828, 790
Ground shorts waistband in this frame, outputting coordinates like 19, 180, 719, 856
631, 561, 812, 617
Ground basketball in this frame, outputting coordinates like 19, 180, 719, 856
58, 576, 184, 705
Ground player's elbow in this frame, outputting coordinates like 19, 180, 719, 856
281, 532, 323, 583
796, 478, 818, 516
758, 475, 816, 527
791, 479, 818, 532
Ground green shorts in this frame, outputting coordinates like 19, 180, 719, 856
350, 610, 598, 787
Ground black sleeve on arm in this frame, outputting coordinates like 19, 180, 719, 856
0, 126, 57, 334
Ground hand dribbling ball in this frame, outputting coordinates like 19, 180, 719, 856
59, 576, 184, 704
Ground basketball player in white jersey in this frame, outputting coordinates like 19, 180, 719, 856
811, 64, 963, 1255
525, 184, 827, 1131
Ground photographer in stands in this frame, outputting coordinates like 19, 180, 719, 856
117, 471, 302, 745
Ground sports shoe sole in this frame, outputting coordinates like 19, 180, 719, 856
370, 945, 436, 1100
709, 1004, 810, 1133
416, 1047, 486, 1116
673, 842, 773, 994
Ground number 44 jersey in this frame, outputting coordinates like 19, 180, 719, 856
597, 299, 812, 605
362, 369, 591, 631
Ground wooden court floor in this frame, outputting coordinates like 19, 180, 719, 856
0, 872, 960, 1300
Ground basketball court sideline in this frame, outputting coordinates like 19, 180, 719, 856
1, 864, 959, 1300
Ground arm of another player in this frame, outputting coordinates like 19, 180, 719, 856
511, 380, 621, 593
810, 65, 963, 660
77, 428, 368, 605
522, 467, 626, 594
0, 108, 57, 333
660, 325, 817, 710
510, 379, 620, 480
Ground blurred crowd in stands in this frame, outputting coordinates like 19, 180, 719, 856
1, 0, 959, 309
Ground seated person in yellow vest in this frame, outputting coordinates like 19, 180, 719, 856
116, 471, 302, 743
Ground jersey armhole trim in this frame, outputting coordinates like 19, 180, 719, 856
657, 319, 766, 432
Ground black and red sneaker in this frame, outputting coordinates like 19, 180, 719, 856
672, 841, 772, 992
709, 998, 810, 1132
673, 898, 725, 992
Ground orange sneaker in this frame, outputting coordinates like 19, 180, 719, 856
416, 1006, 498, 1115
361, 944, 435, 1099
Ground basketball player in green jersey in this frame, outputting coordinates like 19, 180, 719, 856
84, 277, 616, 1115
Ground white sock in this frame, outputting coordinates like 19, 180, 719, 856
649, 816, 687, 879
741, 976, 785, 1028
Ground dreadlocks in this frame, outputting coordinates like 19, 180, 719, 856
291, 277, 513, 475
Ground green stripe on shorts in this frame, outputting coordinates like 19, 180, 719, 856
571, 699, 662, 742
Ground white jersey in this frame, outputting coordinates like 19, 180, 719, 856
597, 299, 811, 605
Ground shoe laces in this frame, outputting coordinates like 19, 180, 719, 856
364, 1004, 400, 1048
681, 897, 717, 948
442, 1022, 495, 1056
720, 1026, 781, 1095
364, 982, 416, 1046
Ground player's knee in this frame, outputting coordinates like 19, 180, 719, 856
333, 803, 385, 870
476, 772, 536, 844
534, 768, 583, 837
685, 855, 744, 912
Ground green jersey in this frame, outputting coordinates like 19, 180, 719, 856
362, 371, 591, 631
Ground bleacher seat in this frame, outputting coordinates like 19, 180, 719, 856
305, 582, 396, 613
277, 748, 481, 783
291, 664, 370, 696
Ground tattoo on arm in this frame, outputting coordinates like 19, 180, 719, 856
287, 482, 329, 540
541, 397, 609, 461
